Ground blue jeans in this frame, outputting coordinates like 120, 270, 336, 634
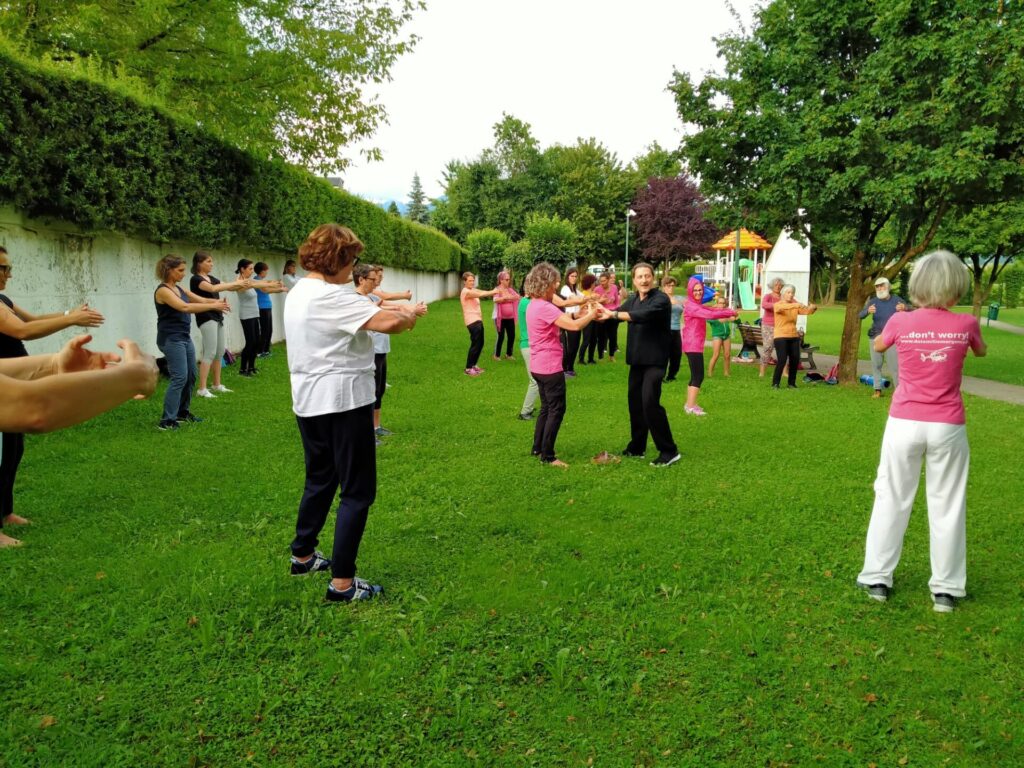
158, 335, 196, 422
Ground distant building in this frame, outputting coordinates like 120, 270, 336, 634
324, 176, 344, 190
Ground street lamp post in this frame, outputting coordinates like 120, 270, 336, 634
624, 208, 636, 288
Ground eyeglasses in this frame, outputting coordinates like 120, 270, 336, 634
0, 265, 11, 274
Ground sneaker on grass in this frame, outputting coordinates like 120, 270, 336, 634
196, 388, 216, 398
326, 577, 383, 603
375, 427, 393, 436
157, 420, 180, 431
177, 412, 204, 424
210, 384, 233, 393
932, 593, 957, 613
290, 550, 331, 575
856, 581, 890, 602
650, 453, 681, 467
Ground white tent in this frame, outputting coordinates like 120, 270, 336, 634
763, 228, 812, 332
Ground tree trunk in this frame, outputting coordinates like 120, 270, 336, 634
825, 262, 839, 305
971, 281, 989, 318
838, 252, 868, 384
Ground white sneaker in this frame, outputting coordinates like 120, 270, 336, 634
196, 389, 216, 398
210, 385, 233, 393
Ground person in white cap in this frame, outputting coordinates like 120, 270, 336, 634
858, 276, 909, 397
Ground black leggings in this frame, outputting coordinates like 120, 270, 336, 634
600, 319, 620, 358
373, 353, 387, 409
495, 318, 515, 357
532, 371, 567, 462
685, 351, 705, 388
667, 332, 682, 379
0, 432, 25, 527
259, 308, 273, 354
579, 323, 597, 363
240, 317, 260, 373
561, 329, 581, 372
773, 337, 801, 387
465, 321, 484, 369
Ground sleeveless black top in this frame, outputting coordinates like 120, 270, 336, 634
0, 294, 29, 359
154, 285, 191, 343
189, 274, 223, 326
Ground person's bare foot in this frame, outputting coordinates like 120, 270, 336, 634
0, 532, 23, 548
3, 513, 30, 526
549, 459, 569, 469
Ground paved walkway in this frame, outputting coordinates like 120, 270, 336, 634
985, 318, 1024, 336
812, 352, 1024, 406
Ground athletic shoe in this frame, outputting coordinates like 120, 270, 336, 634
872, 390, 883, 399
564, 371, 577, 378
257, 352, 271, 358
196, 388, 216, 398
857, 582, 890, 602
239, 370, 254, 377
472, 366, 485, 373
157, 420, 180, 431
492, 355, 502, 361
464, 368, 481, 377
211, 384, 233, 394
290, 550, 331, 575
787, 384, 798, 389
177, 412, 204, 424
517, 412, 534, 421
325, 577, 383, 603
375, 438, 383, 446
932, 593, 957, 613
684, 405, 707, 416
650, 453, 681, 467
621, 448, 645, 458
375, 427, 393, 436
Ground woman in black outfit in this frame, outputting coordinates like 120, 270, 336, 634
559, 267, 583, 377
578, 272, 599, 365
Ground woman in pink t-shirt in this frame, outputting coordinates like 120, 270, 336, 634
460, 272, 498, 376
857, 250, 986, 613
524, 262, 607, 468
491, 270, 521, 361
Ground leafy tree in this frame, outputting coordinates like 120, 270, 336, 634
631, 142, 682, 181
0, 0, 421, 172
672, 0, 1024, 381
407, 173, 428, 224
524, 213, 577, 269
386, 201, 401, 216
503, 240, 534, 288
465, 228, 510, 287
934, 201, 1024, 315
631, 176, 721, 273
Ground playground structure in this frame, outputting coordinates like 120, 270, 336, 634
698, 227, 812, 332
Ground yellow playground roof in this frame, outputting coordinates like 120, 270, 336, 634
711, 228, 773, 251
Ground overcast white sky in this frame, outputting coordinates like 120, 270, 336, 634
342, 0, 762, 204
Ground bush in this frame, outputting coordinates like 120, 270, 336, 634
1001, 265, 1023, 309
504, 240, 533, 288
0, 49, 464, 272
465, 229, 510, 286
524, 213, 577, 268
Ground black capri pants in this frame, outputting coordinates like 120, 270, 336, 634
685, 351, 705, 388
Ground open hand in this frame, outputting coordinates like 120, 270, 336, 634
56, 334, 121, 374
72, 303, 105, 328
117, 339, 159, 397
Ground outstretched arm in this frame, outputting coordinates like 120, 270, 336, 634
0, 301, 104, 341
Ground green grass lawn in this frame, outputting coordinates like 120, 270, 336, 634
796, 305, 1024, 386
2, 299, 1023, 766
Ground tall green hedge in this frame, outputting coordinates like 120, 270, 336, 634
0, 51, 465, 272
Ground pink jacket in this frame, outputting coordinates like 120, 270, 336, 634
682, 277, 736, 353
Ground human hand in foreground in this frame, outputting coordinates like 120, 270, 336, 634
71, 304, 105, 328
56, 334, 121, 373
413, 301, 428, 317
117, 339, 159, 398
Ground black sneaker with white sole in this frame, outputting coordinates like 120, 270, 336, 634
621, 448, 645, 458
290, 550, 331, 575
325, 577, 384, 603
650, 453, 681, 467
932, 593, 957, 613
857, 581, 891, 602
157, 419, 180, 431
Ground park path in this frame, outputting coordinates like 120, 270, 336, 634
985, 318, 1024, 336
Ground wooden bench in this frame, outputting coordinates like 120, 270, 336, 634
736, 322, 819, 370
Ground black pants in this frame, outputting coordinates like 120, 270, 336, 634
0, 432, 25, 527
686, 351, 705, 388
773, 337, 801, 387
495, 318, 515, 358
579, 323, 597, 364
626, 365, 678, 460
240, 317, 261, 373
258, 308, 273, 354
293, 406, 377, 579
599, 318, 620, 359
373, 353, 387, 410
667, 332, 682, 380
466, 321, 484, 369
561, 329, 581, 372
531, 371, 567, 462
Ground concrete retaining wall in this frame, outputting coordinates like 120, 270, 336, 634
0, 205, 461, 357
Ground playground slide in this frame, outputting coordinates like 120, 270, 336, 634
737, 281, 756, 310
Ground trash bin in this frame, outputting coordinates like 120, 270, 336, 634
987, 303, 1000, 324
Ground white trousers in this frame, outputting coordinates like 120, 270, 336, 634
858, 417, 970, 596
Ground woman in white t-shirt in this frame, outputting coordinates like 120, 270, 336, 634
284, 224, 420, 603
559, 267, 584, 377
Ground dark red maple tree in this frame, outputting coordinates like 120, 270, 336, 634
632, 176, 721, 269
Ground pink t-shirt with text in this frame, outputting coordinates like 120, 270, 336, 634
526, 299, 564, 375
460, 288, 482, 325
881, 308, 983, 425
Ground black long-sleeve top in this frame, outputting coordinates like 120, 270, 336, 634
620, 288, 672, 367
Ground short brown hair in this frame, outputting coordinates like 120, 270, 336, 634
462, 271, 475, 283
661, 276, 676, 287
352, 262, 376, 286
632, 262, 654, 277
156, 254, 185, 281
298, 223, 363, 276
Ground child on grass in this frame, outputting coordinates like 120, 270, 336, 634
707, 294, 735, 377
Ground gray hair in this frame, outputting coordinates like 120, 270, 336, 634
769, 277, 784, 290
525, 262, 560, 298
781, 283, 797, 296
908, 249, 969, 309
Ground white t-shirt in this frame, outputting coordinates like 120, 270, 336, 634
560, 285, 580, 316
368, 294, 391, 355
284, 278, 381, 417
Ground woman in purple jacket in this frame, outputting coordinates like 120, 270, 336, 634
682, 276, 739, 416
